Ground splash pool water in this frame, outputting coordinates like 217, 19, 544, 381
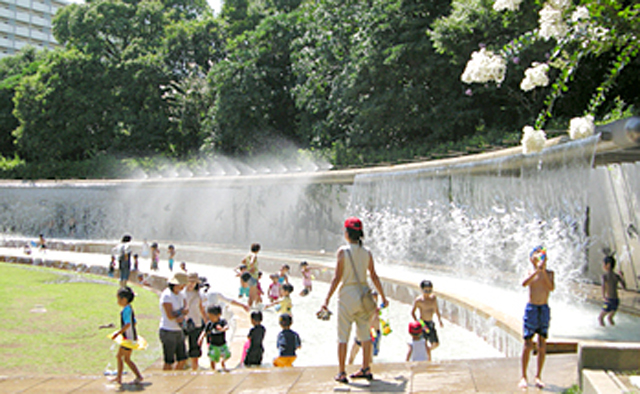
181, 261, 505, 367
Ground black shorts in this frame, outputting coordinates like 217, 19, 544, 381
159, 329, 187, 364
422, 320, 439, 344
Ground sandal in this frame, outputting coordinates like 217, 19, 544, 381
334, 371, 348, 384
350, 367, 373, 380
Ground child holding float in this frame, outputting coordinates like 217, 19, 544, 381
109, 286, 144, 385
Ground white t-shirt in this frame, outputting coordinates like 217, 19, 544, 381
409, 338, 429, 361
204, 291, 236, 321
159, 288, 186, 331
182, 289, 205, 326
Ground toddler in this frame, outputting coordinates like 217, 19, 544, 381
406, 321, 430, 361
273, 314, 300, 367
266, 283, 293, 315
244, 311, 266, 367
268, 273, 281, 302
299, 261, 313, 296
198, 305, 231, 371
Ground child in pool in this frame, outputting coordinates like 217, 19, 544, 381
278, 264, 290, 285
268, 273, 281, 302
198, 305, 231, 371
266, 283, 293, 315
256, 271, 264, 304
598, 255, 626, 326
406, 321, 430, 361
244, 311, 265, 367
110, 287, 144, 385
235, 264, 249, 299
411, 280, 443, 351
299, 261, 313, 296
273, 314, 300, 367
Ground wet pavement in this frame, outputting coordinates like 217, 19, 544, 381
0, 354, 577, 393
0, 245, 631, 392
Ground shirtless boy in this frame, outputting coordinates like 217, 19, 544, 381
519, 245, 555, 390
598, 255, 626, 326
411, 280, 443, 351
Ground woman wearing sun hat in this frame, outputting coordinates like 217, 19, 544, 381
182, 272, 207, 370
320, 217, 388, 383
159, 272, 189, 370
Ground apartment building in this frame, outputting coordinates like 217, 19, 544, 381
0, 0, 68, 58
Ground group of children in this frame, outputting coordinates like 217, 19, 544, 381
236, 261, 314, 312
109, 243, 629, 389
233, 261, 311, 366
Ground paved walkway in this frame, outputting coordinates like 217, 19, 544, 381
0, 245, 593, 392
0, 354, 577, 393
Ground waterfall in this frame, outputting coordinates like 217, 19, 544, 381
349, 136, 600, 302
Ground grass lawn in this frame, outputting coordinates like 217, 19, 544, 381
0, 262, 162, 375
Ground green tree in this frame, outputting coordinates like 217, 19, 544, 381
0, 47, 43, 157
209, 10, 302, 155
13, 49, 115, 162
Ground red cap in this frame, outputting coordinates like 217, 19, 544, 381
344, 217, 362, 231
409, 321, 423, 335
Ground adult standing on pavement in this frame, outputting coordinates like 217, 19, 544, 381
159, 272, 189, 370
182, 272, 207, 370
320, 217, 388, 384
115, 235, 132, 288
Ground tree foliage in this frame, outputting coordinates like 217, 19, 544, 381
0, 0, 638, 178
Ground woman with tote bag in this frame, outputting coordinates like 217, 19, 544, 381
320, 217, 389, 383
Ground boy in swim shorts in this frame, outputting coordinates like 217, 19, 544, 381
411, 280, 443, 351
598, 255, 626, 326
519, 245, 555, 390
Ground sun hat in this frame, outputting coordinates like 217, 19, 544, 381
168, 272, 188, 285
344, 217, 362, 231
409, 321, 423, 335
187, 272, 200, 283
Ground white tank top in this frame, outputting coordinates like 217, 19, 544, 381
340, 243, 369, 287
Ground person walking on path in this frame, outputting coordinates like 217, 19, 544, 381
319, 217, 388, 384
519, 245, 555, 390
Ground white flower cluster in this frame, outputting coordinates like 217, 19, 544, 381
538, 1, 569, 41
461, 48, 507, 84
520, 63, 550, 91
568, 115, 595, 140
521, 126, 547, 154
493, 0, 523, 12
571, 6, 589, 23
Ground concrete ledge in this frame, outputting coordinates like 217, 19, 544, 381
582, 369, 624, 394
578, 342, 640, 374
578, 343, 640, 392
